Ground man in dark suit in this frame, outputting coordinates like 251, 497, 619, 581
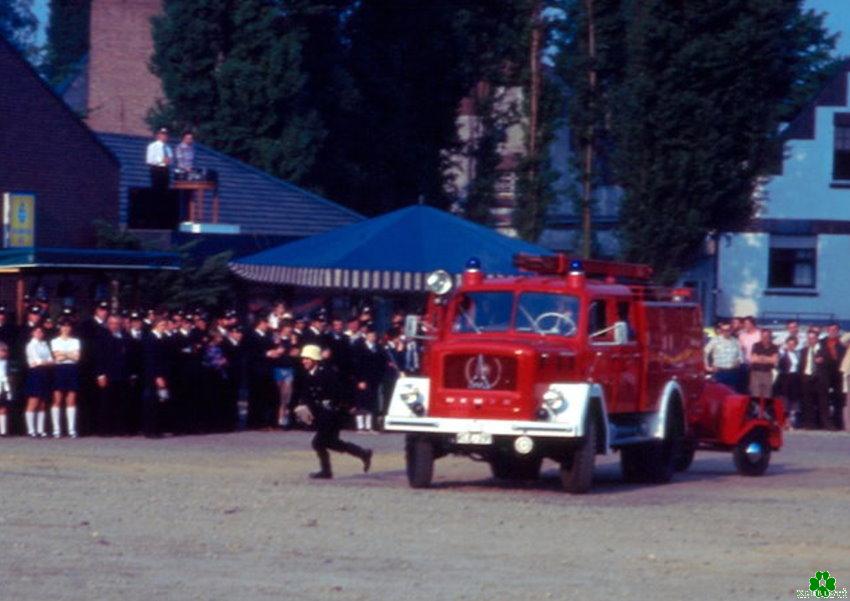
79, 301, 110, 436
141, 318, 171, 438
799, 328, 822, 429
351, 327, 387, 431
815, 323, 845, 430
291, 344, 371, 479
245, 315, 283, 429
93, 315, 129, 436
220, 325, 244, 431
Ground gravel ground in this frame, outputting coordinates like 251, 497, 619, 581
1, 429, 849, 601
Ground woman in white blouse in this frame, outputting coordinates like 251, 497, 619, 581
25, 326, 54, 437
51, 318, 81, 438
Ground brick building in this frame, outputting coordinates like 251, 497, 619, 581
85, 0, 163, 135
0, 36, 119, 247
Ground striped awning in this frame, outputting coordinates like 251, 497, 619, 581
230, 264, 439, 292
229, 205, 552, 292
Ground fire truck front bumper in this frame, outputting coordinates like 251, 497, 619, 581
383, 415, 581, 439
384, 377, 588, 440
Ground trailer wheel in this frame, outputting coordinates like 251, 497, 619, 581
733, 430, 771, 476
490, 455, 543, 481
560, 413, 596, 494
405, 435, 435, 488
621, 400, 684, 483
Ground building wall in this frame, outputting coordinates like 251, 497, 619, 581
86, 0, 163, 135
757, 72, 850, 221
0, 39, 120, 248
717, 233, 850, 323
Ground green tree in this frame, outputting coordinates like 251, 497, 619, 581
613, 0, 839, 282
560, 0, 840, 280
42, 0, 90, 86
0, 0, 37, 57
150, 0, 324, 183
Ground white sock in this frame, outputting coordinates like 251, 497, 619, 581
365, 413, 373, 430
51, 406, 62, 436
67, 407, 77, 436
0, 414, 7, 435
355, 414, 364, 430
25, 411, 35, 435
36, 410, 46, 435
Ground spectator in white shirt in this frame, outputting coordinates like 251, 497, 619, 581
51, 319, 81, 438
146, 127, 173, 192
24, 327, 53, 437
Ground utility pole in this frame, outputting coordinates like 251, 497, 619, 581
526, 0, 543, 240
581, 0, 597, 259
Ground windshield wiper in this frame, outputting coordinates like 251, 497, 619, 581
461, 308, 482, 333
518, 305, 543, 334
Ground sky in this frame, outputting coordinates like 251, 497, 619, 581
29, 0, 850, 55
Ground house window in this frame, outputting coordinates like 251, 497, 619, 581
768, 235, 816, 289
834, 113, 850, 181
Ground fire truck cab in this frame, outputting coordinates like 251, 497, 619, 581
384, 254, 708, 493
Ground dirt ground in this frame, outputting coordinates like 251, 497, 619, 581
1, 429, 849, 601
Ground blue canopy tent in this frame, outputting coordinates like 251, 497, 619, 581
229, 205, 552, 292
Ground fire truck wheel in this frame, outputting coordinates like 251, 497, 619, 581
559, 413, 596, 494
621, 401, 684, 483
489, 455, 543, 481
733, 429, 771, 476
674, 443, 696, 472
405, 435, 435, 488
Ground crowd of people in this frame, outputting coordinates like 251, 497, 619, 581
0, 299, 420, 441
704, 317, 849, 431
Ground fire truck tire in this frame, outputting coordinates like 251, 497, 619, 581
559, 413, 596, 494
621, 401, 684, 483
489, 455, 543, 481
406, 435, 435, 488
733, 429, 771, 476
674, 442, 696, 472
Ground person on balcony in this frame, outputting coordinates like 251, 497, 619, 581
145, 127, 173, 192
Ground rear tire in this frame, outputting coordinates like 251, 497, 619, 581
674, 443, 696, 473
560, 414, 596, 494
733, 429, 771, 476
621, 401, 684, 483
405, 435, 435, 488
490, 455, 543, 481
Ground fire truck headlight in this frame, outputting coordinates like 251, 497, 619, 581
426, 269, 454, 296
542, 389, 567, 414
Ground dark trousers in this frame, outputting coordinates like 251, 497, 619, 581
311, 414, 367, 476
801, 375, 827, 429
247, 375, 276, 429
97, 381, 128, 436
150, 166, 170, 193
141, 386, 162, 437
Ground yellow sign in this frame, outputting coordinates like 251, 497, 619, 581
3, 192, 35, 248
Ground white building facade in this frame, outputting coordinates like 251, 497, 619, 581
717, 63, 850, 324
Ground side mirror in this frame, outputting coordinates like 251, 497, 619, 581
613, 321, 629, 345
404, 315, 421, 339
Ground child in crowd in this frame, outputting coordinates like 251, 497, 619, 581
0, 342, 13, 436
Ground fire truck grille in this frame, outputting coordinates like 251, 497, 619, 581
442, 354, 518, 391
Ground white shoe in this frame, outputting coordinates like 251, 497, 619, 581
69, 432, 78, 439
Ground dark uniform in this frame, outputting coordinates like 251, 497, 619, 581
93, 329, 129, 435
291, 361, 371, 479
220, 329, 244, 431
141, 330, 170, 437
245, 327, 278, 429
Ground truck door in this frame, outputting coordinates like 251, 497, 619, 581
587, 299, 615, 409
612, 300, 641, 413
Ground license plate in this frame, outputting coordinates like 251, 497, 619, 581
455, 432, 493, 445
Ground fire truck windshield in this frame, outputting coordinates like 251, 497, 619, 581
451, 291, 579, 337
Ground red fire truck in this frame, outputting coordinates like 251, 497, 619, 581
384, 254, 784, 493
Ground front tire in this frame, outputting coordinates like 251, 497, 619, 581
733, 429, 771, 476
405, 435, 435, 488
560, 414, 596, 494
